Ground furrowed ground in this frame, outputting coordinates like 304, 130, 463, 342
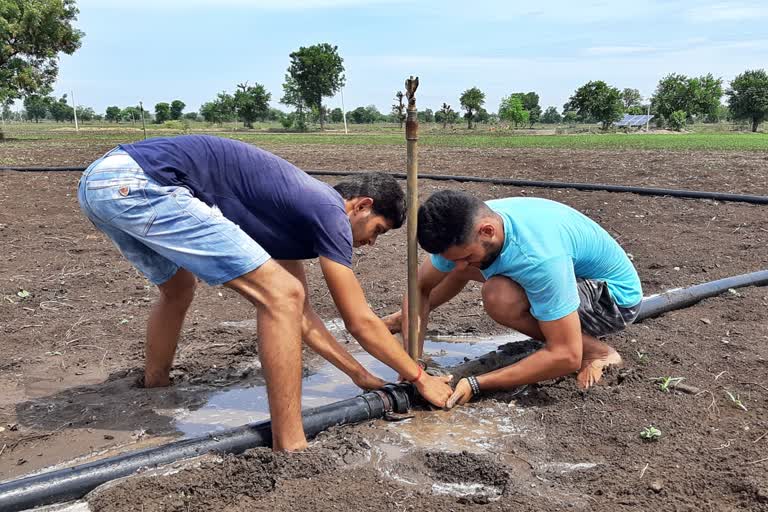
0, 127, 766, 511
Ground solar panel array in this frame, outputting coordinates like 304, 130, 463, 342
615, 114, 654, 127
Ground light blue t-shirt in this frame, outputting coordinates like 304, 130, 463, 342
430, 197, 642, 322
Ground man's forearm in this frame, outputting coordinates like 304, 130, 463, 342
301, 307, 370, 381
350, 314, 421, 380
476, 348, 580, 391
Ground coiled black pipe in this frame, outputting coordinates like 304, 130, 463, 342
0, 384, 412, 512
2, 165, 767, 205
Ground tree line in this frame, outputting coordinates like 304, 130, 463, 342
2, 2, 767, 134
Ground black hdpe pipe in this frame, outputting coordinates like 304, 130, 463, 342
1, 271, 767, 510
0, 384, 412, 512
2, 166, 768, 205
450, 270, 768, 381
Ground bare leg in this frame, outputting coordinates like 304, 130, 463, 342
226, 261, 306, 451
144, 268, 197, 387
482, 276, 620, 389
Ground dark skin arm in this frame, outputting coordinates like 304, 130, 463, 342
447, 311, 583, 408
320, 257, 454, 408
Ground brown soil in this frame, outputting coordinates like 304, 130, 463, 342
0, 140, 767, 510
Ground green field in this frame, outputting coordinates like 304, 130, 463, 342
2, 122, 767, 152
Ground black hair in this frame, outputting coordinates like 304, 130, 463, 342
417, 190, 487, 254
333, 172, 406, 228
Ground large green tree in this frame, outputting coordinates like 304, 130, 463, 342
23, 94, 51, 122
459, 87, 485, 129
280, 75, 307, 131
286, 43, 345, 130
498, 95, 529, 128
105, 105, 121, 122
651, 73, 723, 122
200, 92, 236, 125
621, 88, 642, 110
565, 80, 624, 129
541, 106, 562, 124
49, 93, 72, 122
154, 102, 171, 123
727, 69, 768, 132
169, 99, 186, 120
234, 82, 270, 128
0, 0, 83, 116
514, 92, 541, 126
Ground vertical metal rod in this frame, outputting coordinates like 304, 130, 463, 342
71, 90, 79, 132
139, 101, 147, 140
405, 76, 420, 360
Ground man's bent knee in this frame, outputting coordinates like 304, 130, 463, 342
482, 276, 529, 321
158, 268, 197, 305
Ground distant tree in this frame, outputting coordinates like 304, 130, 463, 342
727, 69, 768, 132
562, 110, 578, 124
105, 106, 122, 123
565, 80, 624, 129
234, 82, 270, 128
23, 95, 51, 122
437, 103, 455, 128
541, 106, 562, 124
286, 43, 345, 130
348, 106, 367, 124
459, 87, 485, 129
668, 110, 687, 131
475, 107, 491, 124
391, 91, 406, 128
705, 103, 729, 123
76, 106, 94, 121
49, 94, 74, 122
121, 106, 141, 123
652, 73, 723, 123
0, 0, 83, 132
515, 92, 541, 126
418, 108, 434, 123
154, 102, 171, 123
170, 100, 186, 120
183, 112, 199, 121
621, 88, 643, 110
200, 92, 236, 125
280, 75, 307, 131
499, 95, 529, 128
330, 107, 344, 123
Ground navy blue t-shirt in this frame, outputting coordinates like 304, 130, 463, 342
121, 135, 352, 266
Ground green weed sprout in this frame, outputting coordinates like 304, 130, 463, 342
640, 426, 662, 441
656, 376, 685, 393
725, 391, 748, 412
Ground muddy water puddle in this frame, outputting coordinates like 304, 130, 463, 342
173, 332, 526, 437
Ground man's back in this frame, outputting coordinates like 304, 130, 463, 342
121, 135, 352, 265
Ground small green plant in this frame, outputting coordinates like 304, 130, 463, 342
656, 376, 684, 393
725, 391, 748, 411
635, 350, 649, 365
16, 289, 30, 299
640, 426, 662, 441
668, 110, 687, 131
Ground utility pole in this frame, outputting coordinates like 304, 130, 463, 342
139, 101, 147, 139
71, 90, 79, 132
341, 88, 348, 135
405, 76, 420, 361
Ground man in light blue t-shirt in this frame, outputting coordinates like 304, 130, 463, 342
389, 190, 642, 407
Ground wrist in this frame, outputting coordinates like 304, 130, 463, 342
466, 376, 481, 396
408, 365, 424, 384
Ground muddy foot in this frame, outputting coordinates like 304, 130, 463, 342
577, 350, 622, 390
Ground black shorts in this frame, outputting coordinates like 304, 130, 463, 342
576, 279, 640, 337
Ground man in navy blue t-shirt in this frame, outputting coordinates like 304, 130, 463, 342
78, 135, 452, 451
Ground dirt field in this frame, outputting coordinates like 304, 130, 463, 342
0, 140, 767, 510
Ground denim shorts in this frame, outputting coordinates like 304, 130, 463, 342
576, 278, 640, 337
77, 148, 270, 286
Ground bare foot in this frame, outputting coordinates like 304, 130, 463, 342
576, 348, 622, 390
381, 311, 402, 334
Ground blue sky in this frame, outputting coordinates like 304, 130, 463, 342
50, 0, 768, 116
